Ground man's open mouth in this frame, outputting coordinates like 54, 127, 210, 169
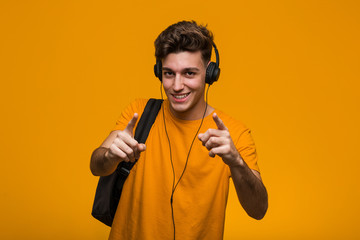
173, 93, 190, 99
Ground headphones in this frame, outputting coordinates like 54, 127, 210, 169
154, 42, 221, 85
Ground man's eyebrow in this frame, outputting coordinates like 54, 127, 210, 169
162, 67, 200, 71
183, 67, 200, 72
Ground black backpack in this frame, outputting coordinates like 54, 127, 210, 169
91, 98, 163, 226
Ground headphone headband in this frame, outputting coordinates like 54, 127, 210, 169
212, 42, 220, 68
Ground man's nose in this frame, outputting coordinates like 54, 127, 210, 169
173, 74, 184, 91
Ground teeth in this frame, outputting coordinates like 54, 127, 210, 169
174, 93, 189, 99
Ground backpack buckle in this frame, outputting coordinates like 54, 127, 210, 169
118, 166, 130, 177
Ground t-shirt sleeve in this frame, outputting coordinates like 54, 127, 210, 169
235, 128, 260, 173
113, 98, 148, 132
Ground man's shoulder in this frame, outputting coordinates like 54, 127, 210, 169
123, 98, 158, 115
128, 98, 149, 109
113, 98, 151, 131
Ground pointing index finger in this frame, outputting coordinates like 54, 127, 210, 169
124, 113, 139, 134
212, 113, 227, 130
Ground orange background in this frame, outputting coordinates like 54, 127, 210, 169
1, 0, 359, 239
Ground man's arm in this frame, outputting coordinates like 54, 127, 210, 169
198, 113, 268, 220
90, 113, 146, 176
229, 157, 268, 220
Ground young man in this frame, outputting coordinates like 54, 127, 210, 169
90, 21, 268, 240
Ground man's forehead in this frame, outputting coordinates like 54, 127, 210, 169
162, 51, 206, 69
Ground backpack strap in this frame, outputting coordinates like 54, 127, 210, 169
135, 98, 164, 144
117, 98, 163, 177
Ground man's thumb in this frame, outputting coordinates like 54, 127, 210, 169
138, 143, 146, 152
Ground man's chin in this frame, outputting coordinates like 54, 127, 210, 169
170, 104, 188, 113
169, 102, 190, 116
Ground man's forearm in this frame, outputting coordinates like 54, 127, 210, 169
90, 147, 118, 176
230, 157, 268, 220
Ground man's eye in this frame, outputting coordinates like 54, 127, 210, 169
164, 72, 174, 76
186, 72, 195, 76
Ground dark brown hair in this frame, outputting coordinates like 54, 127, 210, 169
154, 21, 214, 65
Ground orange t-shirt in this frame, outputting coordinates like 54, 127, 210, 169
109, 99, 260, 240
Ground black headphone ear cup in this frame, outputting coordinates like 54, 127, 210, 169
154, 60, 162, 82
213, 66, 220, 83
206, 62, 217, 85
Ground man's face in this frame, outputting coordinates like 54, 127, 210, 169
162, 51, 207, 120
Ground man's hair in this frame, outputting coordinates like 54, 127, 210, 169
154, 21, 214, 65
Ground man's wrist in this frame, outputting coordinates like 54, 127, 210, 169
228, 155, 245, 169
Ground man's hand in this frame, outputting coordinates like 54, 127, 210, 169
105, 113, 146, 163
198, 113, 242, 167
